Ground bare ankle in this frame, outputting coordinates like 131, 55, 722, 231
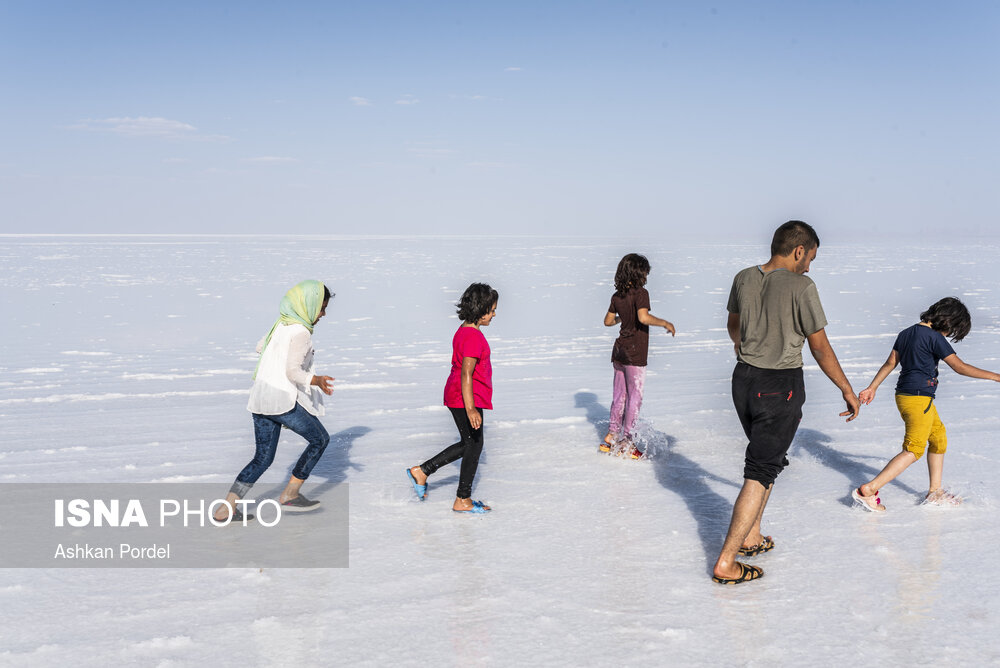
713, 560, 735, 578
213, 501, 234, 520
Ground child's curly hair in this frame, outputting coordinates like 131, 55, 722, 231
614, 253, 650, 295
456, 283, 499, 324
921, 297, 971, 342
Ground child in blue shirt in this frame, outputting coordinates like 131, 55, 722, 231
853, 297, 1000, 511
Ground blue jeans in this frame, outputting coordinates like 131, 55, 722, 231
230, 403, 330, 498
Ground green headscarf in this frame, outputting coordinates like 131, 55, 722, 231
253, 280, 327, 379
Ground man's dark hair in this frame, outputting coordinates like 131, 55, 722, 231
614, 253, 651, 295
771, 220, 820, 257
456, 283, 498, 323
921, 297, 971, 342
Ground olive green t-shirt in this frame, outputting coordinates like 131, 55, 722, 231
726, 265, 827, 370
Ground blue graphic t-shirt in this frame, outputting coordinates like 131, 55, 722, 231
894, 324, 956, 397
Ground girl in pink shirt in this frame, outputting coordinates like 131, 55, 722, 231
407, 283, 498, 513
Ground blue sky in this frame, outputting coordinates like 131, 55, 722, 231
1, 1, 997, 239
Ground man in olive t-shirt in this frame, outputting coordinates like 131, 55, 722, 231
712, 221, 861, 585
727, 266, 827, 370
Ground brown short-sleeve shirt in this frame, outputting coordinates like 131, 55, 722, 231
609, 286, 651, 366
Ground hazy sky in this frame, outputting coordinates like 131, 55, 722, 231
2, 1, 997, 239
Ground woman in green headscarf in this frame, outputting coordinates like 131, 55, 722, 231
215, 280, 336, 522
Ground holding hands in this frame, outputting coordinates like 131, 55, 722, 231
859, 386, 878, 405
841, 391, 861, 422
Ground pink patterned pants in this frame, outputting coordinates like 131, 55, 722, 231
609, 362, 646, 440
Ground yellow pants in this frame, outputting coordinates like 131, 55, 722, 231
895, 394, 947, 459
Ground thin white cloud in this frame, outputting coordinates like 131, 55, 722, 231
244, 156, 299, 164
504, 66, 522, 72
70, 116, 230, 142
395, 94, 420, 106
349, 96, 373, 106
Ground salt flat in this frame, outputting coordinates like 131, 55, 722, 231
1, 236, 999, 666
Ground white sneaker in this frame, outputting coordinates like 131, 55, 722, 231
851, 487, 885, 512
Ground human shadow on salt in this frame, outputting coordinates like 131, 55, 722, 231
259, 425, 371, 504
574, 391, 738, 572
573, 391, 611, 448
649, 439, 744, 571
791, 427, 920, 505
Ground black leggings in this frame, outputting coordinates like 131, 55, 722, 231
420, 407, 484, 499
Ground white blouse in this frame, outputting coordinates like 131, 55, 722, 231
246, 323, 325, 417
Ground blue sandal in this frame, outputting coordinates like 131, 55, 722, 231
406, 469, 427, 501
454, 500, 491, 514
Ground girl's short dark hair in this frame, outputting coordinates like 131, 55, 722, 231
614, 253, 650, 295
921, 297, 971, 342
456, 283, 498, 323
